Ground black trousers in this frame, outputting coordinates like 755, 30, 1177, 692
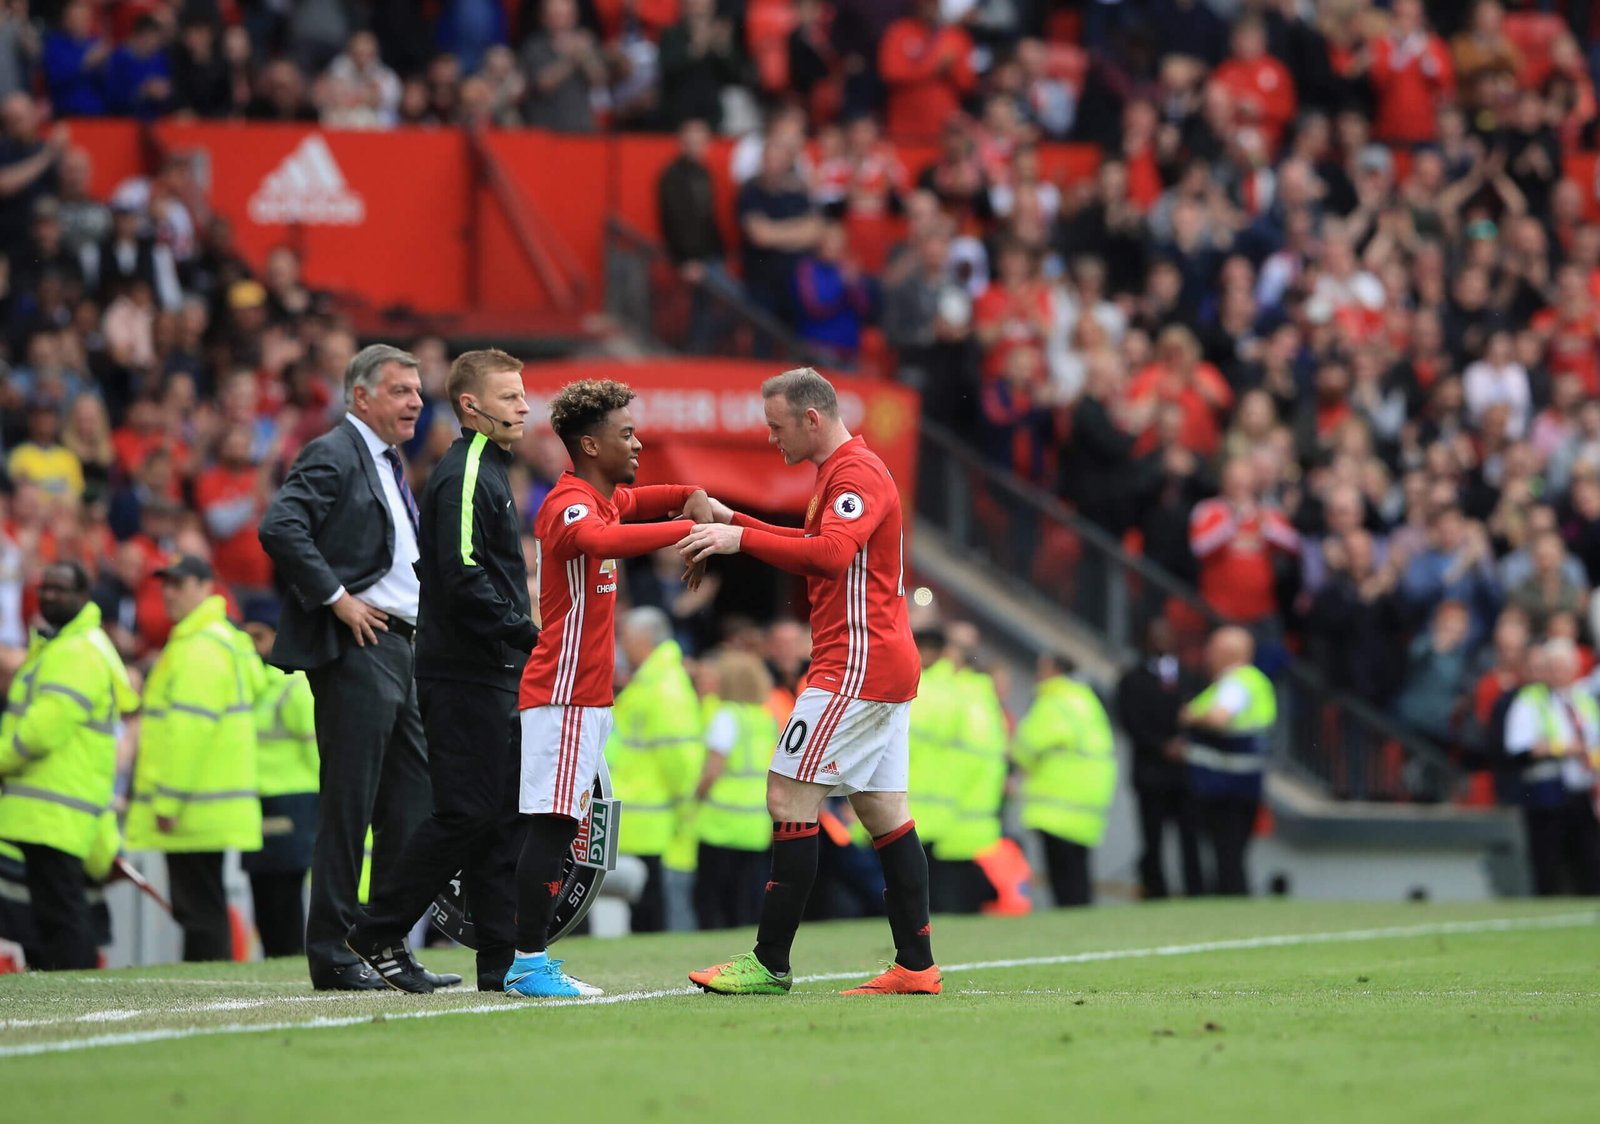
303, 631, 431, 979
1038, 832, 1092, 907
166, 851, 231, 962
926, 848, 991, 915
1197, 796, 1258, 896
1135, 785, 1203, 899
249, 871, 307, 958
359, 678, 523, 978
1523, 798, 1600, 896
694, 843, 768, 930
630, 854, 665, 933
15, 841, 96, 970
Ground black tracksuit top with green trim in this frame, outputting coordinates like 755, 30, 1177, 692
414, 429, 540, 692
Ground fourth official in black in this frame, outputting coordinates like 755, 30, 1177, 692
348, 349, 541, 992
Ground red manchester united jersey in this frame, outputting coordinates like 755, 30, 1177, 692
520, 474, 696, 709
736, 436, 920, 703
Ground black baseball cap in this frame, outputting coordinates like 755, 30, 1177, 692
153, 553, 214, 582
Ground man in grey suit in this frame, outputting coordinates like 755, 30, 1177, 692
259, 343, 458, 991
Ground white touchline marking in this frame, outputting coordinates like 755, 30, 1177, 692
67, 979, 308, 987
794, 911, 1600, 983
1, 994, 351, 1030
0, 912, 1593, 1059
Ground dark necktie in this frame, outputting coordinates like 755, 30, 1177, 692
383, 447, 419, 537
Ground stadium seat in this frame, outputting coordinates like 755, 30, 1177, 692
857, 326, 894, 380
747, 0, 801, 93
1503, 12, 1565, 88
1044, 8, 1081, 45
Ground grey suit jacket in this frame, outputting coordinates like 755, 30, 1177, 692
258, 419, 398, 671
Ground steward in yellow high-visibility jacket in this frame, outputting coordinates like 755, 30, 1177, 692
0, 564, 137, 969
1012, 653, 1118, 908
692, 649, 778, 930
906, 630, 962, 856
932, 660, 1009, 914
126, 558, 265, 962
239, 599, 318, 958
609, 610, 702, 932
1179, 627, 1278, 897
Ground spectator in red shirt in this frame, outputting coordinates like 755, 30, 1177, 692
194, 425, 275, 599
1127, 325, 1235, 458
1210, 15, 1296, 156
879, 0, 975, 141
974, 241, 1053, 382
1471, 607, 1530, 732
1532, 264, 1600, 395
1367, 0, 1455, 145
980, 345, 1058, 485
1189, 456, 1299, 626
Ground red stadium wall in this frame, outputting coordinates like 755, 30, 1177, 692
67, 120, 1600, 319
66, 121, 1104, 317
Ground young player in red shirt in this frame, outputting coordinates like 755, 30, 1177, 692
506, 379, 714, 998
680, 368, 940, 996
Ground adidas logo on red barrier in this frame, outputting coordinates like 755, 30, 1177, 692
248, 135, 365, 226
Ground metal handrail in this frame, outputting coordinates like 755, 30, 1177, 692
920, 419, 1221, 627
917, 419, 1468, 802
604, 216, 820, 364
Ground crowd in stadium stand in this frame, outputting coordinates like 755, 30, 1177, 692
5, 0, 1600, 801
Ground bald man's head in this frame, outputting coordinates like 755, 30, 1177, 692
1206, 627, 1255, 677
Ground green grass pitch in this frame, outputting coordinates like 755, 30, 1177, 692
2, 900, 1596, 1124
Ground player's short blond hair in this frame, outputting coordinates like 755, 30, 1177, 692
761, 367, 838, 419
548, 379, 636, 452
446, 348, 523, 422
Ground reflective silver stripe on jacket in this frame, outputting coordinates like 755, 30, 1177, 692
1186, 746, 1266, 774
1522, 760, 1563, 783
1022, 794, 1111, 816
1, 783, 105, 815
139, 785, 259, 804
162, 701, 253, 721
617, 736, 701, 751
36, 683, 95, 712
8, 732, 41, 761
945, 739, 1005, 760
703, 799, 767, 815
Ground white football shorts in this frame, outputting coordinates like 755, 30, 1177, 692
520, 704, 614, 819
769, 687, 912, 794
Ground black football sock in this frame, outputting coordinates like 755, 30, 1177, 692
752, 821, 819, 976
874, 820, 935, 972
514, 814, 580, 954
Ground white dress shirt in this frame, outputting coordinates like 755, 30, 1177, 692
328, 413, 420, 624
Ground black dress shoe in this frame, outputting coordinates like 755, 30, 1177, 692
311, 962, 388, 991
345, 931, 435, 994
403, 945, 461, 988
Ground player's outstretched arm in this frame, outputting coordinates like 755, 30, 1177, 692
680, 521, 861, 579
569, 517, 696, 559
618, 484, 712, 522
729, 509, 806, 538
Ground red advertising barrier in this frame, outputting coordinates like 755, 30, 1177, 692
64, 119, 1600, 319
152, 123, 473, 312
67, 120, 1111, 318
520, 358, 920, 516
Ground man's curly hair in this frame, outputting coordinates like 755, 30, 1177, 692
548, 379, 636, 452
